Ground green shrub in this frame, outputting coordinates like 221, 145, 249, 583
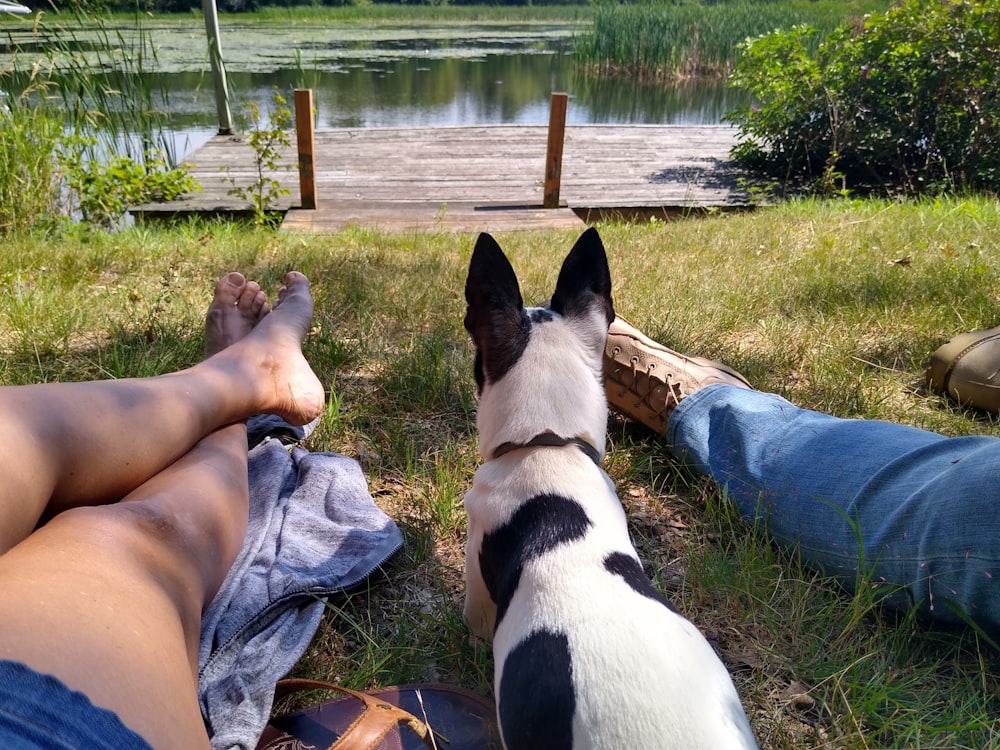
726, 0, 1000, 196
226, 90, 293, 226
58, 136, 200, 229
2, 6, 200, 231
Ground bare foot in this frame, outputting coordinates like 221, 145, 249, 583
207, 271, 325, 426
204, 272, 270, 357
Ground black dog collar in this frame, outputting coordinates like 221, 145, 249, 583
492, 432, 602, 466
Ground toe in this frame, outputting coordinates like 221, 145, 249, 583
285, 271, 309, 288
235, 281, 262, 314
275, 271, 310, 308
251, 291, 269, 320
214, 272, 246, 306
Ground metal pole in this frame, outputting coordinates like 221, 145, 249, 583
202, 0, 233, 135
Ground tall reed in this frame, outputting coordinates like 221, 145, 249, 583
3, 2, 178, 166
1, 3, 197, 229
575, 0, 890, 79
0, 98, 62, 233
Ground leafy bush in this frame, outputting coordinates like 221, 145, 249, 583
726, 0, 1000, 196
2, 6, 200, 231
59, 137, 200, 229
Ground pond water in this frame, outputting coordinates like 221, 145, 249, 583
2, 18, 749, 160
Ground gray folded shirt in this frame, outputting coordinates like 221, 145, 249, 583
198, 415, 403, 750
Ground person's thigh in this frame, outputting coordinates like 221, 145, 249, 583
0, 505, 212, 750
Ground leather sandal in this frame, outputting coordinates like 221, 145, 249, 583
256, 679, 501, 750
925, 324, 1000, 414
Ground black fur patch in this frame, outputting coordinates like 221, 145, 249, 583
479, 494, 592, 630
528, 308, 554, 324
549, 227, 615, 327
469, 310, 530, 391
499, 629, 575, 750
464, 233, 532, 391
603, 551, 678, 613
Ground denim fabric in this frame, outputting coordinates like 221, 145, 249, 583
669, 384, 1000, 630
0, 659, 152, 749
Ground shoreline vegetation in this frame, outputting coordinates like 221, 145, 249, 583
3, 0, 892, 81
575, 0, 890, 80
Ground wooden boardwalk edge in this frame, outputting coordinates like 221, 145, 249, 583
281, 201, 586, 233
132, 124, 749, 233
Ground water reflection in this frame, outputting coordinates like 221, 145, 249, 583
2, 19, 748, 158
172, 53, 746, 130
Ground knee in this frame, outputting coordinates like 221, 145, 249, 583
56, 502, 195, 555
49, 504, 211, 612
28, 504, 212, 661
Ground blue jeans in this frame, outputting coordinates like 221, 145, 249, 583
0, 660, 152, 749
669, 384, 1000, 630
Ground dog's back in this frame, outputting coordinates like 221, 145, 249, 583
463, 229, 758, 750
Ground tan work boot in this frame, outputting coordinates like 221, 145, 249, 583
604, 315, 752, 434
925, 324, 1000, 414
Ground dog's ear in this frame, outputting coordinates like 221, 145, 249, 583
550, 227, 614, 326
464, 233, 529, 389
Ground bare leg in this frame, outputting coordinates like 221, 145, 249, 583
0, 426, 249, 749
0, 271, 324, 554
0, 272, 318, 748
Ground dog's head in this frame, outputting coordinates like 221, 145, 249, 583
464, 228, 614, 461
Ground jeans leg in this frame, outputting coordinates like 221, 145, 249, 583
668, 384, 1000, 629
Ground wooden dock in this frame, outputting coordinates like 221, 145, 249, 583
132, 124, 747, 232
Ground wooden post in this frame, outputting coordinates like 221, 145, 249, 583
543, 92, 568, 208
294, 89, 317, 210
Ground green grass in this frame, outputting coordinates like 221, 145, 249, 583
0, 105, 62, 233
3, 198, 1000, 747
575, 0, 891, 79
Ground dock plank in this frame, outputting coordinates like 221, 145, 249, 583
281, 201, 585, 234
132, 125, 746, 232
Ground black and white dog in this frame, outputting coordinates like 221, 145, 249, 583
462, 229, 758, 750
